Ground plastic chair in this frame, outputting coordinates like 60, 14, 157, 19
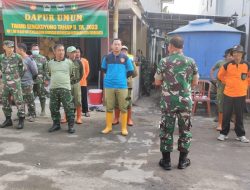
192, 80, 212, 115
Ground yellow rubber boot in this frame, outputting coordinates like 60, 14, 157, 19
121, 112, 128, 136
102, 112, 113, 134
112, 108, 120, 125
216, 112, 222, 131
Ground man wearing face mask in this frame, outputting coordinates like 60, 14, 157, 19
30, 44, 49, 116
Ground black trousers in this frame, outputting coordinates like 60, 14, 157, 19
221, 94, 246, 137
81, 86, 89, 113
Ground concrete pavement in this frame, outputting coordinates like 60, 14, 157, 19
0, 91, 249, 190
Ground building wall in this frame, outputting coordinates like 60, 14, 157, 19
163, 0, 203, 15
200, 0, 250, 60
201, 0, 249, 17
136, 21, 147, 57
216, 0, 244, 17
140, 0, 161, 12
118, 0, 148, 100
237, 16, 250, 61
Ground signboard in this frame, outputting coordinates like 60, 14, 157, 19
2, 0, 108, 38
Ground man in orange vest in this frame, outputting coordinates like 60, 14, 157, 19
217, 45, 250, 143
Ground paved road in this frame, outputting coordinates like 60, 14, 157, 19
0, 92, 249, 190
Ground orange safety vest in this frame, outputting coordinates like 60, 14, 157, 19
79, 58, 90, 87
218, 60, 250, 97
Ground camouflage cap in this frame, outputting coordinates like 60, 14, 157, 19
3, 40, 14, 47
67, 46, 77, 53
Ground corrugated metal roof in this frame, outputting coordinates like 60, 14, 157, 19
169, 19, 244, 34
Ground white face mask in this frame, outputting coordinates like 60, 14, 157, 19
32, 50, 39, 56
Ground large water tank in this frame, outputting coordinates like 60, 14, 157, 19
168, 19, 243, 79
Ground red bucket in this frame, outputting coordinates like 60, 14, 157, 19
88, 89, 103, 105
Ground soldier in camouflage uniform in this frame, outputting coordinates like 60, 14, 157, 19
154, 36, 199, 170
138, 50, 151, 96
0, 40, 25, 129
210, 48, 233, 131
47, 44, 75, 134
17, 43, 38, 122
30, 44, 49, 116
61, 46, 84, 124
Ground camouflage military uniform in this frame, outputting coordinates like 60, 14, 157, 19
213, 60, 226, 112
127, 55, 138, 108
48, 58, 75, 123
21, 56, 38, 118
31, 54, 49, 109
22, 85, 36, 116
155, 52, 198, 153
50, 88, 74, 121
71, 59, 84, 107
140, 58, 151, 96
0, 53, 25, 118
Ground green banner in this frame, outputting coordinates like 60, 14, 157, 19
2, 1, 108, 38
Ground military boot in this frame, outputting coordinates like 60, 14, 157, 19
178, 152, 191, 169
68, 119, 75, 134
0, 116, 13, 128
159, 152, 171, 170
48, 121, 61, 132
17, 117, 25, 129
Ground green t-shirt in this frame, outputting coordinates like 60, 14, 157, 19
48, 58, 73, 90
213, 59, 227, 89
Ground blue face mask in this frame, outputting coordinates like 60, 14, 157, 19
32, 50, 39, 56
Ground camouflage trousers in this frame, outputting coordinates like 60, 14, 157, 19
22, 85, 36, 117
71, 83, 81, 107
50, 88, 75, 122
160, 111, 192, 153
141, 71, 151, 95
2, 82, 25, 117
216, 86, 224, 113
33, 83, 47, 106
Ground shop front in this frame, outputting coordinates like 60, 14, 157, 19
1, 0, 109, 86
